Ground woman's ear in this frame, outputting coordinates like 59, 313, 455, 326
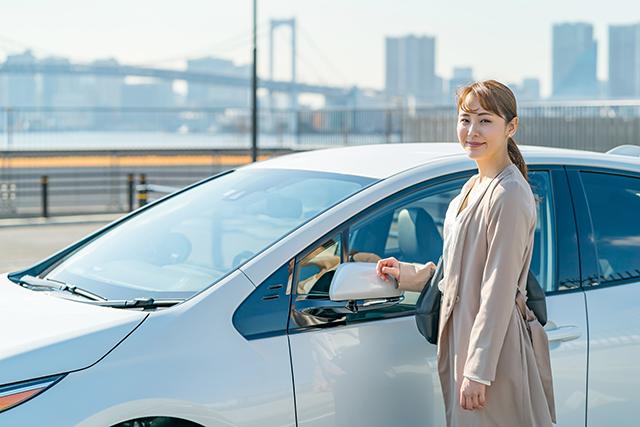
507, 117, 519, 138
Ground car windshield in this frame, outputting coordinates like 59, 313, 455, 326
42, 168, 374, 301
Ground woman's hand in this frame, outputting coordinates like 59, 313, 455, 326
376, 257, 400, 282
460, 377, 486, 411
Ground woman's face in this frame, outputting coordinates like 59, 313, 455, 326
457, 96, 516, 164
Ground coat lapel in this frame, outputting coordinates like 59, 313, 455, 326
438, 167, 511, 344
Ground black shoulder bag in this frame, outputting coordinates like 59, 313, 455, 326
415, 258, 547, 345
414, 256, 444, 345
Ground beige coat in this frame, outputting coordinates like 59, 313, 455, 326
398, 164, 555, 427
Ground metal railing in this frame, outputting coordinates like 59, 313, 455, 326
1, 103, 639, 218
1, 103, 639, 152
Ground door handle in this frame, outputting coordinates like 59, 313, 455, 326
546, 325, 581, 342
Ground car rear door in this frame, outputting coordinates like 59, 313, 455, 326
541, 167, 588, 427
568, 167, 640, 426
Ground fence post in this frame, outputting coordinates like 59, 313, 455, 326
41, 176, 48, 218
296, 110, 302, 147
399, 107, 404, 143
138, 174, 147, 207
127, 173, 134, 212
386, 109, 392, 143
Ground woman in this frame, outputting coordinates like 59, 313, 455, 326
376, 80, 555, 426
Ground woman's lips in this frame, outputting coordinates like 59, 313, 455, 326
466, 141, 484, 148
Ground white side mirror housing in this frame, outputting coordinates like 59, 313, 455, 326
329, 262, 403, 302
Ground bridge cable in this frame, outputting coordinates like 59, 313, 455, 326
273, 29, 329, 87
132, 22, 271, 67
297, 25, 349, 88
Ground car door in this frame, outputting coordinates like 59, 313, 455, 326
288, 175, 466, 427
287, 168, 585, 427
568, 167, 640, 426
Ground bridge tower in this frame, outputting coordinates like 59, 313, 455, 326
269, 18, 296, 109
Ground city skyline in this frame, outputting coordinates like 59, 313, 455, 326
1, 0, 640, 100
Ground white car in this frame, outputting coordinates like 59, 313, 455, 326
1, 143, 639, 427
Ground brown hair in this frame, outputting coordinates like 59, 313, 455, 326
456, 80, 527, 180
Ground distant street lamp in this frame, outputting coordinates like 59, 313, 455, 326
251, 0, 258, 162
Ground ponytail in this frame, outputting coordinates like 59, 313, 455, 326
507, 137, 527, 180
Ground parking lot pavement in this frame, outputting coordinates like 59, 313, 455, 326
0, 214, 124, 274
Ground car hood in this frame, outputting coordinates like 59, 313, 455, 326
0, 274, 147, 385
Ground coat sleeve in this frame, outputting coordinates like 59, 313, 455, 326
463, 180, 535, 382
397, 261, 435, 292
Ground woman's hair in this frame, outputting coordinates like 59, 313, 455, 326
456, 80, 527, 180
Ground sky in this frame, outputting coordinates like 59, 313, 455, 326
1, 0, 640, 99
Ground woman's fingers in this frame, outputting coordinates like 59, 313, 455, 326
472, 394, 480, 410
460, 378, 486, 411
376, 258, 398, 282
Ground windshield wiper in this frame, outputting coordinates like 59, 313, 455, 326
88, 297, 184, 309
18, 276, 183, 309
18, 275, 107, 302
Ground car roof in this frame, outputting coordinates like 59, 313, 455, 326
248, 143, 640, 179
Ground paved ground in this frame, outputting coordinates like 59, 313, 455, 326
0, 214, 124, 274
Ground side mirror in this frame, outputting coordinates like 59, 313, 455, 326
324, 262, 403, 313
294, 263, 404, 318
330, 262, 402, 301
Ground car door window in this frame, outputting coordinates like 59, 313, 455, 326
346, 177, 467, 319
580, 172, 640, 285
296, 234, 343, 295
291, 171, 556, 326
529, 171, 555, 292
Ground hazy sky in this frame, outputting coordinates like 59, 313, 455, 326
2, 0, 640, 98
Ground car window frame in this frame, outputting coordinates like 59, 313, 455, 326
543, 166, 582, 295
287, 170, 475, 333
287, 165, 584, 334
567, 165, 640, 291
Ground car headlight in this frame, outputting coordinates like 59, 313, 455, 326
0, 375, 65, 413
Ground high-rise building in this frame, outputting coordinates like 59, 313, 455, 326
4, 50, 37, 106
121, 80, 174, 108
448, 67, 474, 101
187, 57, 250, 108
90, 59, 124, 107
385, 35, 441, 104
552, 23, 598, 99
40, 57, 87, 107
510, 78, 541, 103
609, 24, 640, 98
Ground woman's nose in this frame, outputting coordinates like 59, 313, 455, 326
468, 122, 479, 137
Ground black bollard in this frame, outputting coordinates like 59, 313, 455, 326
41, 176, 48, 218
127, 174, 134, 212
138, 174, 147, 207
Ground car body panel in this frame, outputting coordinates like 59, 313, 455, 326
544, 292, 588, 426
0, 274, 146, 386
0, 270, 297, 427
289, 316, 444, 427
583, 283, 640, 425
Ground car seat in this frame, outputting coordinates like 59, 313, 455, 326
397, 208, 443, 264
